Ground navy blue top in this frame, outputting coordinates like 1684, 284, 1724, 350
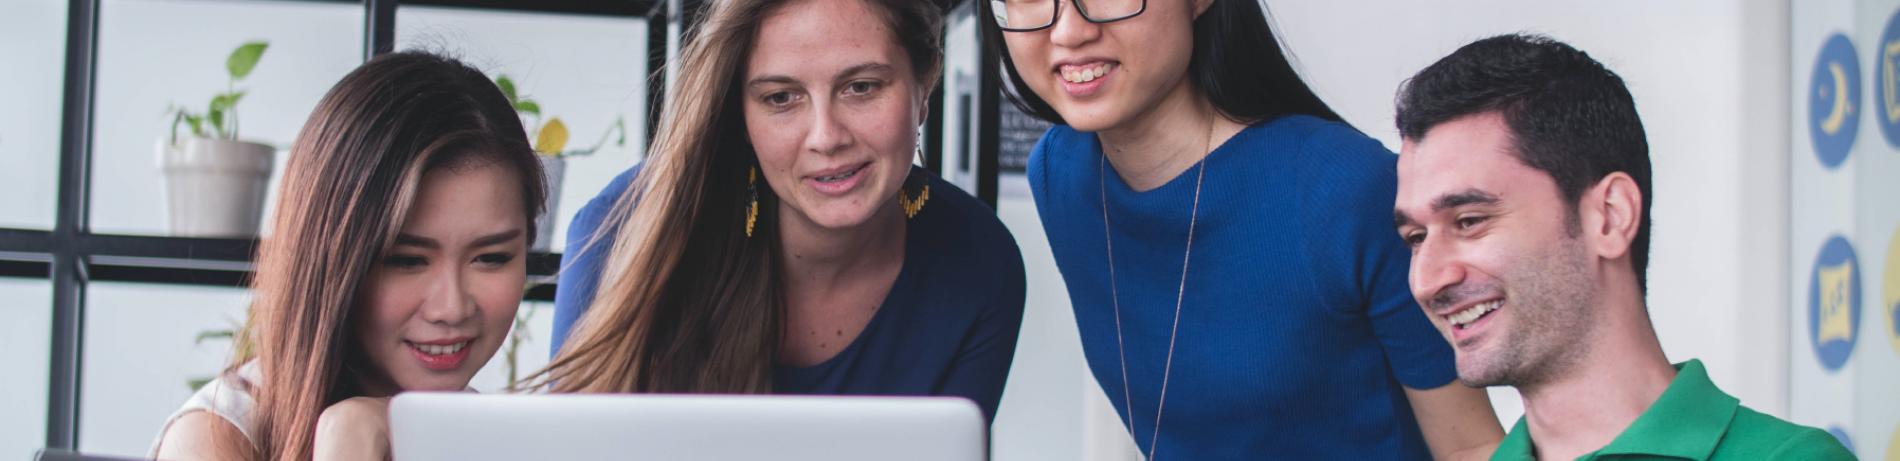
1027, 115, 1457, 459
552, 165, 1028, 421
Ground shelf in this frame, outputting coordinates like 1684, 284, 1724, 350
0, 227, 563, 300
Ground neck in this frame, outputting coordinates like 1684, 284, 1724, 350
1094, 80, 1241, 192
775, 197, 907, 292
1518, 279, 1675, 460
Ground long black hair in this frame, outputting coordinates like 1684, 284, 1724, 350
979, 0, 1343, 126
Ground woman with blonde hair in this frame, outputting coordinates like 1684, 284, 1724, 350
151, 51, 545, 460
542, 0, 1026, 421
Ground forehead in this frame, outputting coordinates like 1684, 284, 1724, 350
747, 0, 904, 77
1395, 112, 1555, 216
404, 162, 524, 232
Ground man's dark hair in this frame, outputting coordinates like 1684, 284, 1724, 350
1396, 33, 1653, 292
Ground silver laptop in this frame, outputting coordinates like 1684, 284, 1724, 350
388, 393, 986, 461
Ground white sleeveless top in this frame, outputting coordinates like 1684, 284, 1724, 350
150, 362, 262, 457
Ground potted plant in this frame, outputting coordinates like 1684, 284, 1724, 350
494, 74, 627, 252
159, 41, 274, 238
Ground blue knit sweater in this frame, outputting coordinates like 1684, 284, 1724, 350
1028, 115, 1457, 459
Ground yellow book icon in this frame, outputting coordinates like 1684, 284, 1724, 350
1818, 262, 1855, 344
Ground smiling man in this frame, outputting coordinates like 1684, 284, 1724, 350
1390, 34, 1852, 461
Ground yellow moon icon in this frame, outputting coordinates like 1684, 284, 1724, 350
1822, 62, 1852, 135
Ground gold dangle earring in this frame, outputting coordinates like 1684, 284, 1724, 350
897, 145, 929, 219
745, 166, 760, 237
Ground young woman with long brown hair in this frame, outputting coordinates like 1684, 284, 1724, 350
150, 51, 546, 461
540, 0, 1026, 421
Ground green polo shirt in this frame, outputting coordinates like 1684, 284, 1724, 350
1490, 360, 1854, 460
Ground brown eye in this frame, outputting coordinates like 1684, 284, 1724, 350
762, 91, 799, 107
843, 80, 881, 96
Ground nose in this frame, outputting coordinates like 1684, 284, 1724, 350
1048, 0, 1101, 48
1410, 235, 1467, 312
803, 98, 856, 155
418, 264, 477, 325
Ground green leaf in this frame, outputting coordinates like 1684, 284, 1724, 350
207, 108, 225, 137
183, 113, 206, 138
226, 41, 269, 80
187, 377, 213, 391
195, 329, 234, 345
209, 94, 232, 113
495, 76, 518, 104
514, 100, 540, 116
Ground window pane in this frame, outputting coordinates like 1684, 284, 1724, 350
89, 0, 364, 236
79, 282, 249, 457
0, 0, 67, 230
396, 6, 649, 252
469, 302, 554, 393
0, 277, 52, 460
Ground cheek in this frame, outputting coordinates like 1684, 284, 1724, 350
1002, 36, 1049, 84
473, 271, 525, 328
355, 275, 420, 346
745, 114, 803, 184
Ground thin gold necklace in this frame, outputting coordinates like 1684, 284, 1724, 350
1101, 119, 1211, 460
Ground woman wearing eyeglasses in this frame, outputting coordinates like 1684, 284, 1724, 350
979, 0, 1503, 459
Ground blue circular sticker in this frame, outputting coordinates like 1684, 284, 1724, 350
1811, 33, 1861, 169
1878, 12, 1900, 148
1828, 426, 1854, 453
1809, 235, 1862, 371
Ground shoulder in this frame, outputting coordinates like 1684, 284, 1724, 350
1026, 124, 1092, 188
915, 172, 1026, 290
154, 367, 260, 460
155, 410, 254, 461
570, 163, 644, 236
1247, 115, 1395, 180
1729, 408, 1856, 459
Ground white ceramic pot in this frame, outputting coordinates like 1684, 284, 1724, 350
534, 155, 565, 252
158, 137, 275, 238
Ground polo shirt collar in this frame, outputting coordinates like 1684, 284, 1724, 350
1490, 360, 1737, 460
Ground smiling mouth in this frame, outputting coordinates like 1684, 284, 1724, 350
1445, 299, 1503, 330
406, 339, 473, 371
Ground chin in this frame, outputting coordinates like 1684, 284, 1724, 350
1050, 104, 1128, 133
397, 373, 475, 392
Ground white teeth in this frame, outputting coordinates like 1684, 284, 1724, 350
1061, 63, 1111, 83
1446, 300, 1503, 328
816, 165, 861, 183
413, 341, 467, 356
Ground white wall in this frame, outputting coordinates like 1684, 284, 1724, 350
90, 0, 365, 237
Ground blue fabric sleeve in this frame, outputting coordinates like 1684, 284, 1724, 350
937, 239, 1027, 422
1305, 125, 1457, 390
549, 166, 640, 358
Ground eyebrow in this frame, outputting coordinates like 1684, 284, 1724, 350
393, 229, 523, 250
1393, 188, 1502, 229
745, 62, 895, 89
